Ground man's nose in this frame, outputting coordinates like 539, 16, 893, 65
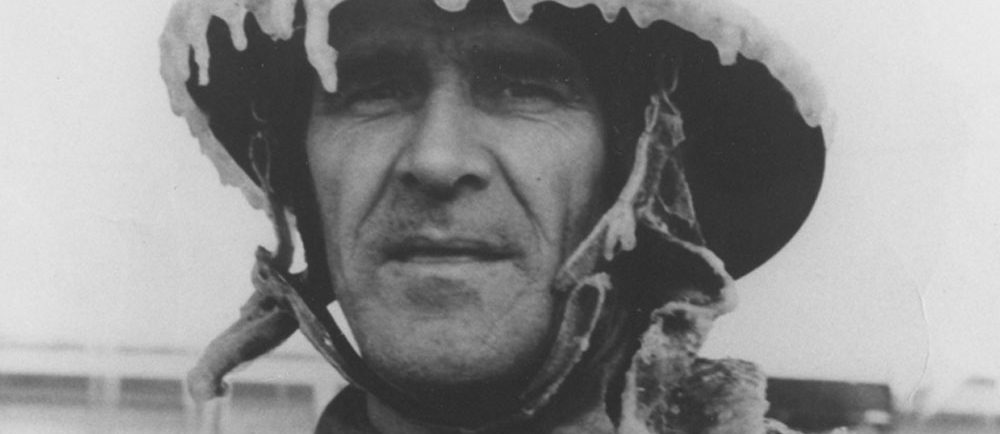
395, 86, 491, 200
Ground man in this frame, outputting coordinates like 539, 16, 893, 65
161, 0, 826, 432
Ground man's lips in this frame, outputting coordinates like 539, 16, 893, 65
383, 236, 517, 264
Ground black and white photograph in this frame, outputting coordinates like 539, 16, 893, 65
1, 0, 999, 433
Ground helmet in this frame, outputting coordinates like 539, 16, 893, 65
160, 0, 826, 431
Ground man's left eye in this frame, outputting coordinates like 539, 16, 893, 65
480, 77, 576, 112
500, 81, 562, 100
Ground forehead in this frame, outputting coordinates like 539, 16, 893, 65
328, 0, 580, 68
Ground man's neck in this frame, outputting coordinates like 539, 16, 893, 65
363, 379, 614, 434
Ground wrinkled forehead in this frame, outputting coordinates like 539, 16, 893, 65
327, 0, 583, 72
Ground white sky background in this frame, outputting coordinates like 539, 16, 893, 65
1, 0, 998, 408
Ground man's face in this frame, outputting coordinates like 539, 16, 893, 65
306, 1, 606, 394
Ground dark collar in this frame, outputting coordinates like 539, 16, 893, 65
315, 386, 374, 434
313, 385, 616, 434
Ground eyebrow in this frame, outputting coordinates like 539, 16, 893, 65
331, 27, 592, 96
334, 44, 427, 87
467, 47, 580, 81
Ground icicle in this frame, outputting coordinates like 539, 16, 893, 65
225, 7, 249, 51
434, 0, 471, 12
193, 0, 253, 52
502, 0, 537, 23
246, 0, 298, 40
191, 15, 212, 86
303, 0, 347, 92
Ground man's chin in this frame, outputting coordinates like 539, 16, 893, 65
355, 316, 552, 405
383, 264, 497, 313
342, 259, 558, 417
365, 326, 544, 383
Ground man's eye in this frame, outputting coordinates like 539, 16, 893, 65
332, 80, 417, 115
480, 76, 579, 113
499, 81, 562, 100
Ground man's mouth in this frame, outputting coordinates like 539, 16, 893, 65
384, 236, 517, 264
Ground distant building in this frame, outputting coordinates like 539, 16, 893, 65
766, 378, 894, 432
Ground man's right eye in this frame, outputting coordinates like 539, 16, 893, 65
330, 80, 418, 115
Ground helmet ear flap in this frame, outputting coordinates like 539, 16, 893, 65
294, 196, 336, 306
254, 124, 335, 308
241, 26, 334, 306
609, 225, 729, 310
